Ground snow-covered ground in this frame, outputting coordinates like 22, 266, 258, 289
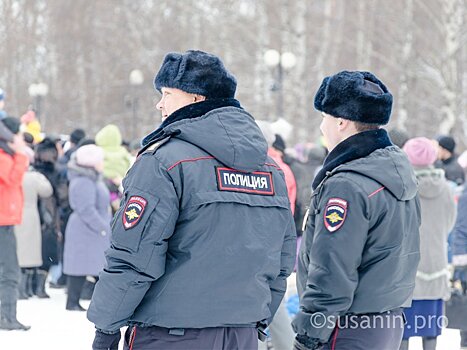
1, 286, 463, 350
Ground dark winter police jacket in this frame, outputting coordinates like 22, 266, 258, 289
87, 99, 296, 333
292, 129, 421, 343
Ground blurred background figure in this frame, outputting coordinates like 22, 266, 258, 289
401, 137, 456, 350
0, 117, 30, 331
0, 88, 7, 119
128, 139, 141, 165
257, 120, 295, 350
95, 124, 131, 214
0, 88, 16, 146
52, 128, 86, 289
257, 121, 296, 213
435, 135, 465, 186
450, 150, 467, 349
15, 161, 53, 300
34, 138, 68, 298
58, 128, 86, 167
63, 144, 111, 311
22, 132, 35, 164
20, 110, 43, 144
286, 142, 326, 242
388, 128, 410, 149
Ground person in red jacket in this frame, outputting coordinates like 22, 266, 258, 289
0, 117, 30, 331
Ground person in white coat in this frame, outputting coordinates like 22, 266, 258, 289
14, 166, 53, 299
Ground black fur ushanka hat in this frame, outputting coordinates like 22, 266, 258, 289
154, 50, 237, 99
314, 70, 393, 125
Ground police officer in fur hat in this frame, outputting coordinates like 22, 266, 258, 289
88, 50, 296, 350
292, 71, 421, 349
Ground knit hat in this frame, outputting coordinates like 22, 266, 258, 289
436, 135, 456, 153
256, 120, 275, 146
70, 128, 86, 145
272, 134, 286, 153
75, 144, 104, 168
154, 50, 237, 99
1, 116, 20, 134
403, 137, 438, 167
314, 70, 393, 125
457, 151, 467, 169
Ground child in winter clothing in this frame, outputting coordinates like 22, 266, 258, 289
95, 124, 131, 212
20, 110, 43, 144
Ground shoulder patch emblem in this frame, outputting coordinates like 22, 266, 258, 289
216, 167, 274, 196
324, 198, 348, 233
123, 196, 147, 230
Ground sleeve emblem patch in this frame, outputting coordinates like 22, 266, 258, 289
123, 196, 147, 230
324, 198, 348, 233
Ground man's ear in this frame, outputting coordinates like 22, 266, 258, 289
337, 118, 346, 130
193, 94, 206, 103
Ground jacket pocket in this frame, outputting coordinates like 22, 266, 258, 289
111, 189, 159, 253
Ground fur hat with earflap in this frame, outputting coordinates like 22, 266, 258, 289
154, 50, 237, 99
314, 70, 393, 125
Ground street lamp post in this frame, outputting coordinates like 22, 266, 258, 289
263, 49, 296, 119
128, 69, 144, 140
28, 83, 49, 124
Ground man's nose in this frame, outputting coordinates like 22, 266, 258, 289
156, 99, 163, 110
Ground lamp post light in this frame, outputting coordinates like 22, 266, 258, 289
263, 49, 296, 119
28, 82, 49, 122
128, 69, 144, 140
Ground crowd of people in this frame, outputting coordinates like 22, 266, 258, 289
0, 50, 466, 350
0, 90, 136, 330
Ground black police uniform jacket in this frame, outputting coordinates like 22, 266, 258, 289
87, 98, 296, 333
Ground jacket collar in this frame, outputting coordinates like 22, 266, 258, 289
312, 128, 393, 190
141, 98, 241, 149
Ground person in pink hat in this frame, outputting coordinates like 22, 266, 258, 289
401, 137, 457, 350
63, 144, 111, 311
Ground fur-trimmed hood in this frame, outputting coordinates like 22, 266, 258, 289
314, 129, 418, 201
142, 98, 268, 172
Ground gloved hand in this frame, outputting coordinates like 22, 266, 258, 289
293, 334, 321, 350
92, 329, 121, 350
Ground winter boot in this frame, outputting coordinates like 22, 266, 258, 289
66, 276, 86, 311
0, 302, 30, 331
34, 269, 50, 299
80, 276, 97, 300
18, 270, 29, 300
25, 269, 35, 297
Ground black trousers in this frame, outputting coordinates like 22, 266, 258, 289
123, 326, 258, 350
0, 226, 20, 305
